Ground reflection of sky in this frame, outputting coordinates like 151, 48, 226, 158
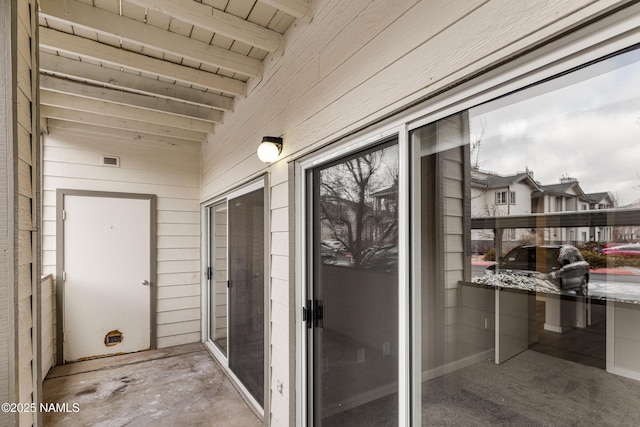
469, 48, 640, 206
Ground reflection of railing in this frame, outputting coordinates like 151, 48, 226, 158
41, 274, 55, 377
472, 208, 640, 305
471, 207, 640, 229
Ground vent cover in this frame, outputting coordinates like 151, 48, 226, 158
104, 330, 123, 346
101, 155, 120, 167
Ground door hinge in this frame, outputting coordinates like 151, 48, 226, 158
62, 210, 66, 220
62, 271, 66, 281
227, 280, 230, 288
206, 266, 212, 280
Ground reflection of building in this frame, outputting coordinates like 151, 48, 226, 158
371, 184, 398, 244
319, 194, 362, 245
320, 184, 398, 255
471, 168, 615, 247
533, 177, 590, 244
471, 169, 540, 244
617, 199, 640, 242
371, 185, 398, 213
586, 192, 615, 242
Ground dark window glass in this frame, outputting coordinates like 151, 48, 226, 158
228, 189, 264, 405
311, 141, 399, 426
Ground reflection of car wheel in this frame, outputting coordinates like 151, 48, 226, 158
577, 276, 588, 296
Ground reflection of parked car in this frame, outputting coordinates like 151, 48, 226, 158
361, 245, 398, 272
602, 243, 640, 257
320, 243, 338, 261
486, 245, 589, 296
322, 239, 346, 251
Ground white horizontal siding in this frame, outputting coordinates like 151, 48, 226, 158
201, 0, 623, 198
43, 128, 202, 360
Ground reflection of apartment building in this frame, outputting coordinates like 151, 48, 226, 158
533, 177, 591, 244
471, 169, 539, 247
471, 169, 615, 246
320, 186, 398, 254
586, 192, 616, 242
371, 185, 399, 244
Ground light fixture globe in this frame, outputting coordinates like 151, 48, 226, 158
257, 136, 283, 163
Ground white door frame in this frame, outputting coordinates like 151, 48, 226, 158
56, 189, 156, 365
294, 124, 411, 426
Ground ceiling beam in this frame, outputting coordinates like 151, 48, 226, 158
40, 27, 246, 96
126, 0, 283, 53
40, 74, 223, 123
40, 0, 262, 78
40, 52, 233, 111
40, 90, 216, 133
41, 106, 207, 142
259, 0, 310, 19
46, 119, 202, 150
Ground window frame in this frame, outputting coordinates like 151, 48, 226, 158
496, 191, 507, 205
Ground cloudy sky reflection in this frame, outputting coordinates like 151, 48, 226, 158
469, 48, 640, 205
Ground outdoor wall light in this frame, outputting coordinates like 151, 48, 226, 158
257, 136, 283, 164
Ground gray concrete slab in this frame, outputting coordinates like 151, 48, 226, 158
43, 343, 263, 427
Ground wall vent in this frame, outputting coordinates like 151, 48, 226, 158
101, 155, 120, 167
104, 330, 123, 346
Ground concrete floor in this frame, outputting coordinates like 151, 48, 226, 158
43, 343, 263, 427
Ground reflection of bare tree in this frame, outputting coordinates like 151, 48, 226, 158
470, 118, 486, 169
320, 148, 398, 266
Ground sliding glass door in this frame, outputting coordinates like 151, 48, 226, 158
206, 181, 266, 408
307, 139, 400, 426
228, 188, 265, 405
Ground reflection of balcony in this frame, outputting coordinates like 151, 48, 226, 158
471, 207, 640, 230
470, 208, 640, 382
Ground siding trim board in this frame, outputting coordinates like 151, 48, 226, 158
3, 0, 40, 424
1, 1, 19, 423
31, 0, 43, 420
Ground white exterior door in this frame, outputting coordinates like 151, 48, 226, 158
63, 194, 151, 362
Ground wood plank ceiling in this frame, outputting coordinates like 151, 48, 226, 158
38, 0, 308, 146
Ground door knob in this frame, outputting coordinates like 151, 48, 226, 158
141, 280, 149, 286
